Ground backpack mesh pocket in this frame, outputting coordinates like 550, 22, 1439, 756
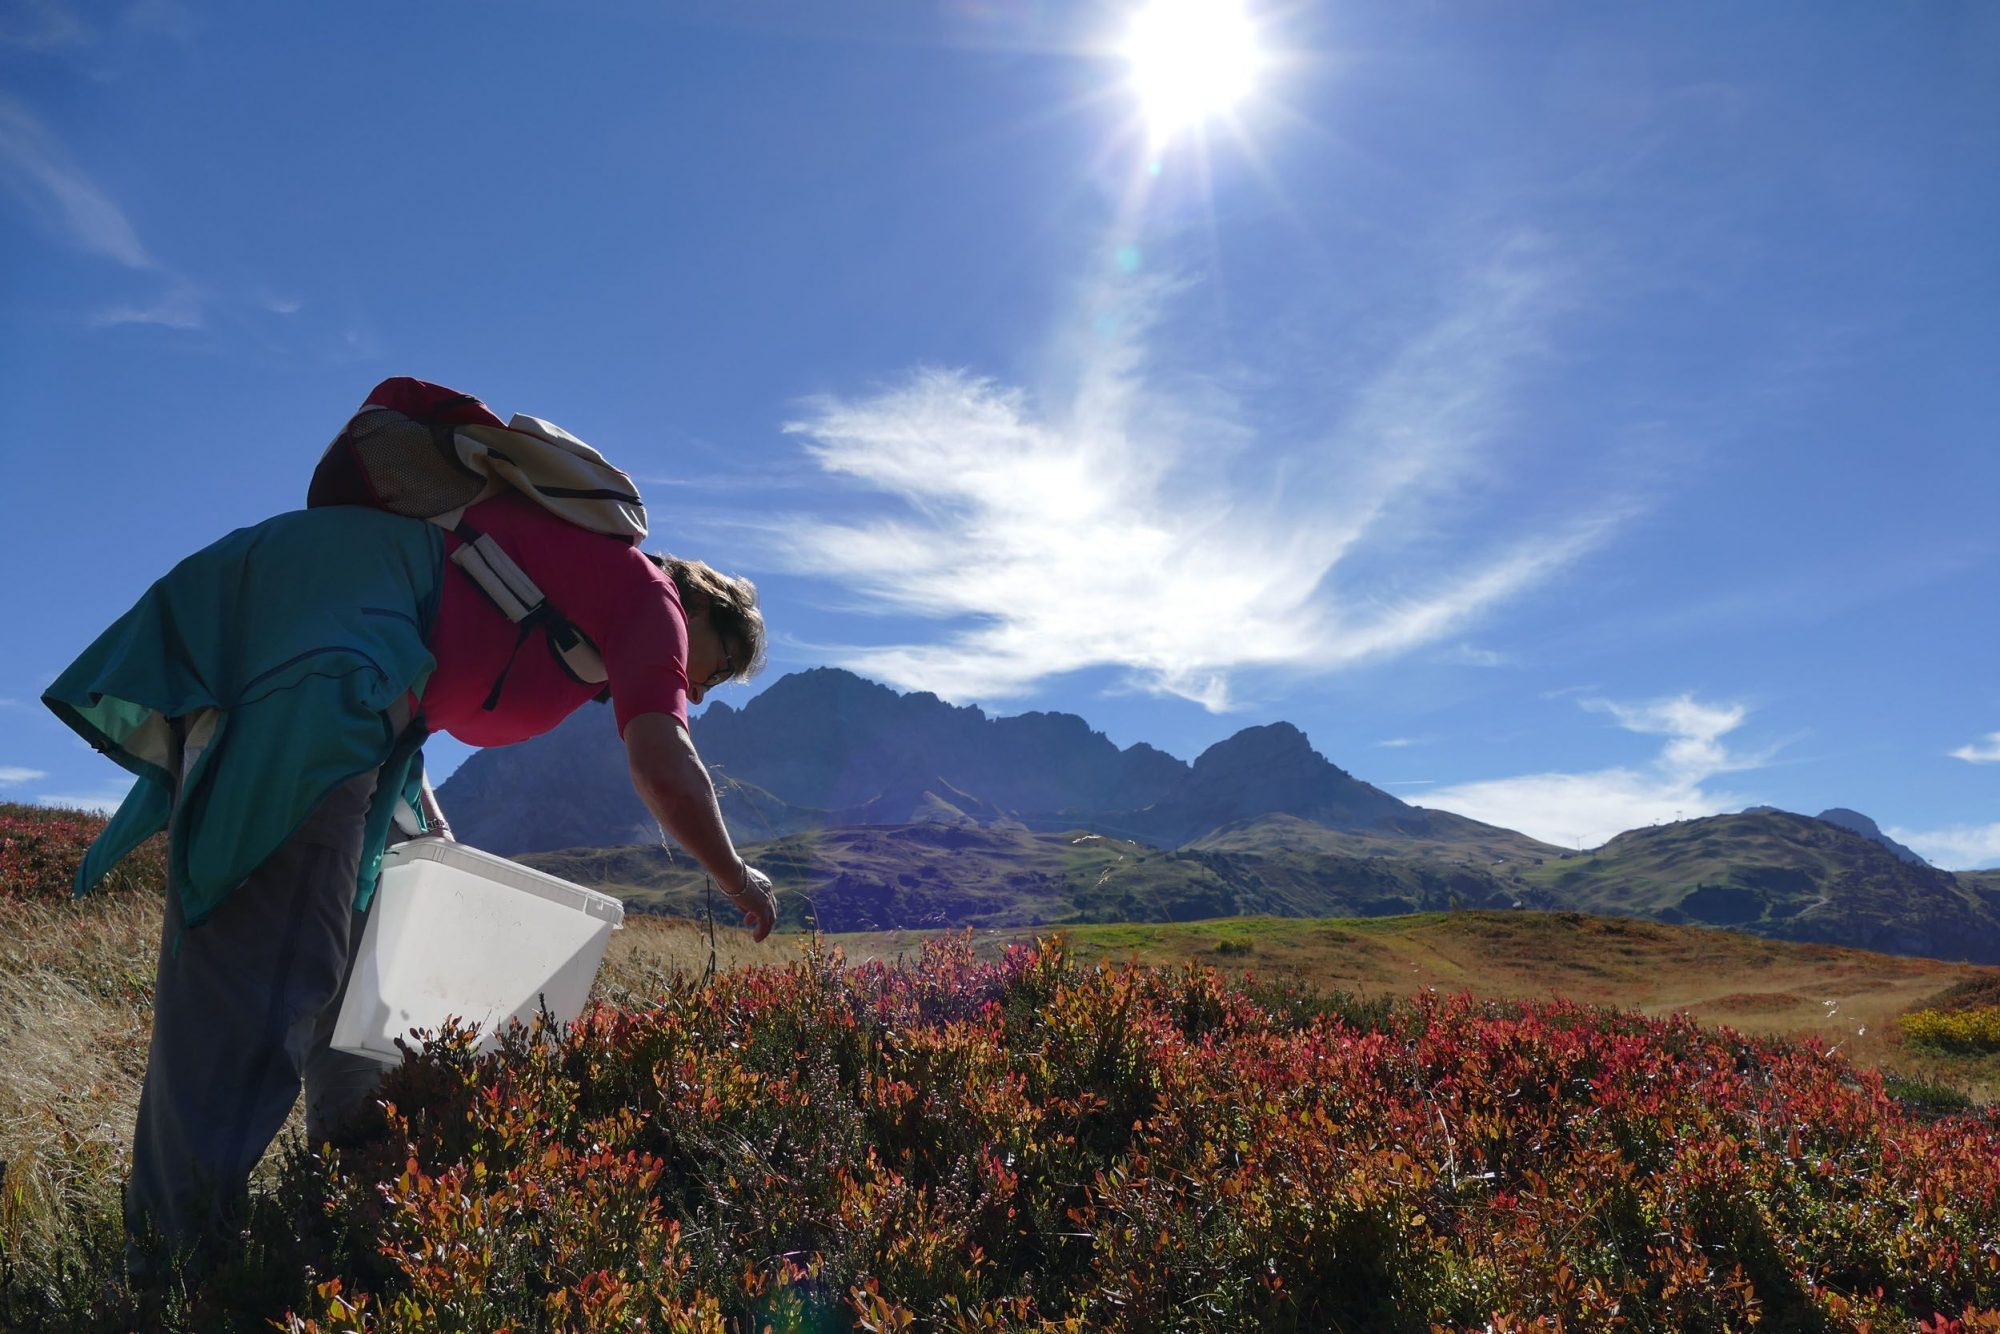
346, 409, 487, 518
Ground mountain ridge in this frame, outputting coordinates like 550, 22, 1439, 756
521, 805, 2000, 964
439, 666, 1549, 860
436, 667, 1999, 962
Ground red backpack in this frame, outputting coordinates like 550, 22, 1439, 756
310, 377, 647, 707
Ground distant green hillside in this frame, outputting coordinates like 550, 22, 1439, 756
1191, 810, 1565, 867
522, 822, 1519, 933
528, 808, 2000, 965
1517, 809, 2000, 962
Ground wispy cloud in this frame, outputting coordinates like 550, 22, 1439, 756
771, 238, 1625, 708
1423, 693, 1763, 848
0, 95, 152, 267
0, 93, 206, 329
1887, 822, 2000, 871
1, 766, 49, 785
1377, 737, 1421, 749
1951, 732, 2000, 765
92, 282, 204, 330
1436, 644, 1513, 668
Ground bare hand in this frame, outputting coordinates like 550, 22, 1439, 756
725, 864, 777, 942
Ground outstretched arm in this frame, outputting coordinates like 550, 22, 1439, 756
418, 771, 453, 840
622, 710, 776, 941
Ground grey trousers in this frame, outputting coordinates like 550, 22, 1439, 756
125, 765, 393, 1266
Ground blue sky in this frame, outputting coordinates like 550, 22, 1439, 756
3, 2, 1996, 863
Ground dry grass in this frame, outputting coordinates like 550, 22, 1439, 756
595, 910, 790, 1002
0, 896, 781, 1277
0, 893, 159, 1270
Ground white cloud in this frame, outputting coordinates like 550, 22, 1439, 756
1586, 696, 1756, 781
772, 240, 1624, 709
1, 766, 49, 784
1887, 822, 2000, 872
1377, 737, 1421, 748
0, 95, 152, 268
1951, 732, 2000, 765
1423, 693, 1760, 849
0, 94, 207, 331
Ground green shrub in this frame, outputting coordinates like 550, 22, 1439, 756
1884, 1073, 1977, 1118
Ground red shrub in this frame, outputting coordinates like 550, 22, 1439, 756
267, 936, 2000, 1331
0, 800, 165, 902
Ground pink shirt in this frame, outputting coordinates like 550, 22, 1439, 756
419, 492, 689, 746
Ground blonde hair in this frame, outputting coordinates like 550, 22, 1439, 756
649, 554, 766, 681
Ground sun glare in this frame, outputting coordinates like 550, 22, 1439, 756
1120, 0, 1264, 145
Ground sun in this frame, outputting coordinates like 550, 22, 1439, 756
1120, 0, 1265, 146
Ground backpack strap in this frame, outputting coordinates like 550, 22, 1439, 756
443, 518, 610, 710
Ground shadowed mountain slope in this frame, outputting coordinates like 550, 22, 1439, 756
436, 671, 2000, 964
526, 806, 2000, 964
522, 823, 1523, 934
438, 668, 1543, 859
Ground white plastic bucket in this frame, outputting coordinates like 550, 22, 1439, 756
329, 838, 624, 1065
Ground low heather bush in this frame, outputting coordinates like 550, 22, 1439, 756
0, 802, 165, 903
5, 917, 2000, 1330
139, 935, 2000, 1329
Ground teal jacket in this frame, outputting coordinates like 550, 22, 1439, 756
43, 507, 444, 926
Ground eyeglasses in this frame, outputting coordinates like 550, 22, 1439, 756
697, 651, 735, 693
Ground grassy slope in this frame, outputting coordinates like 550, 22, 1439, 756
1517, 810, 2000, 960
534, 810, 2000, 967
1190, 809, 1566, 867
525, 823, 1528, 933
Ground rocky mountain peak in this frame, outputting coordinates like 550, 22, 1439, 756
1816, 808, 1929, 866
1193, 722, 1323, 777
444, 669, 1409, 855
